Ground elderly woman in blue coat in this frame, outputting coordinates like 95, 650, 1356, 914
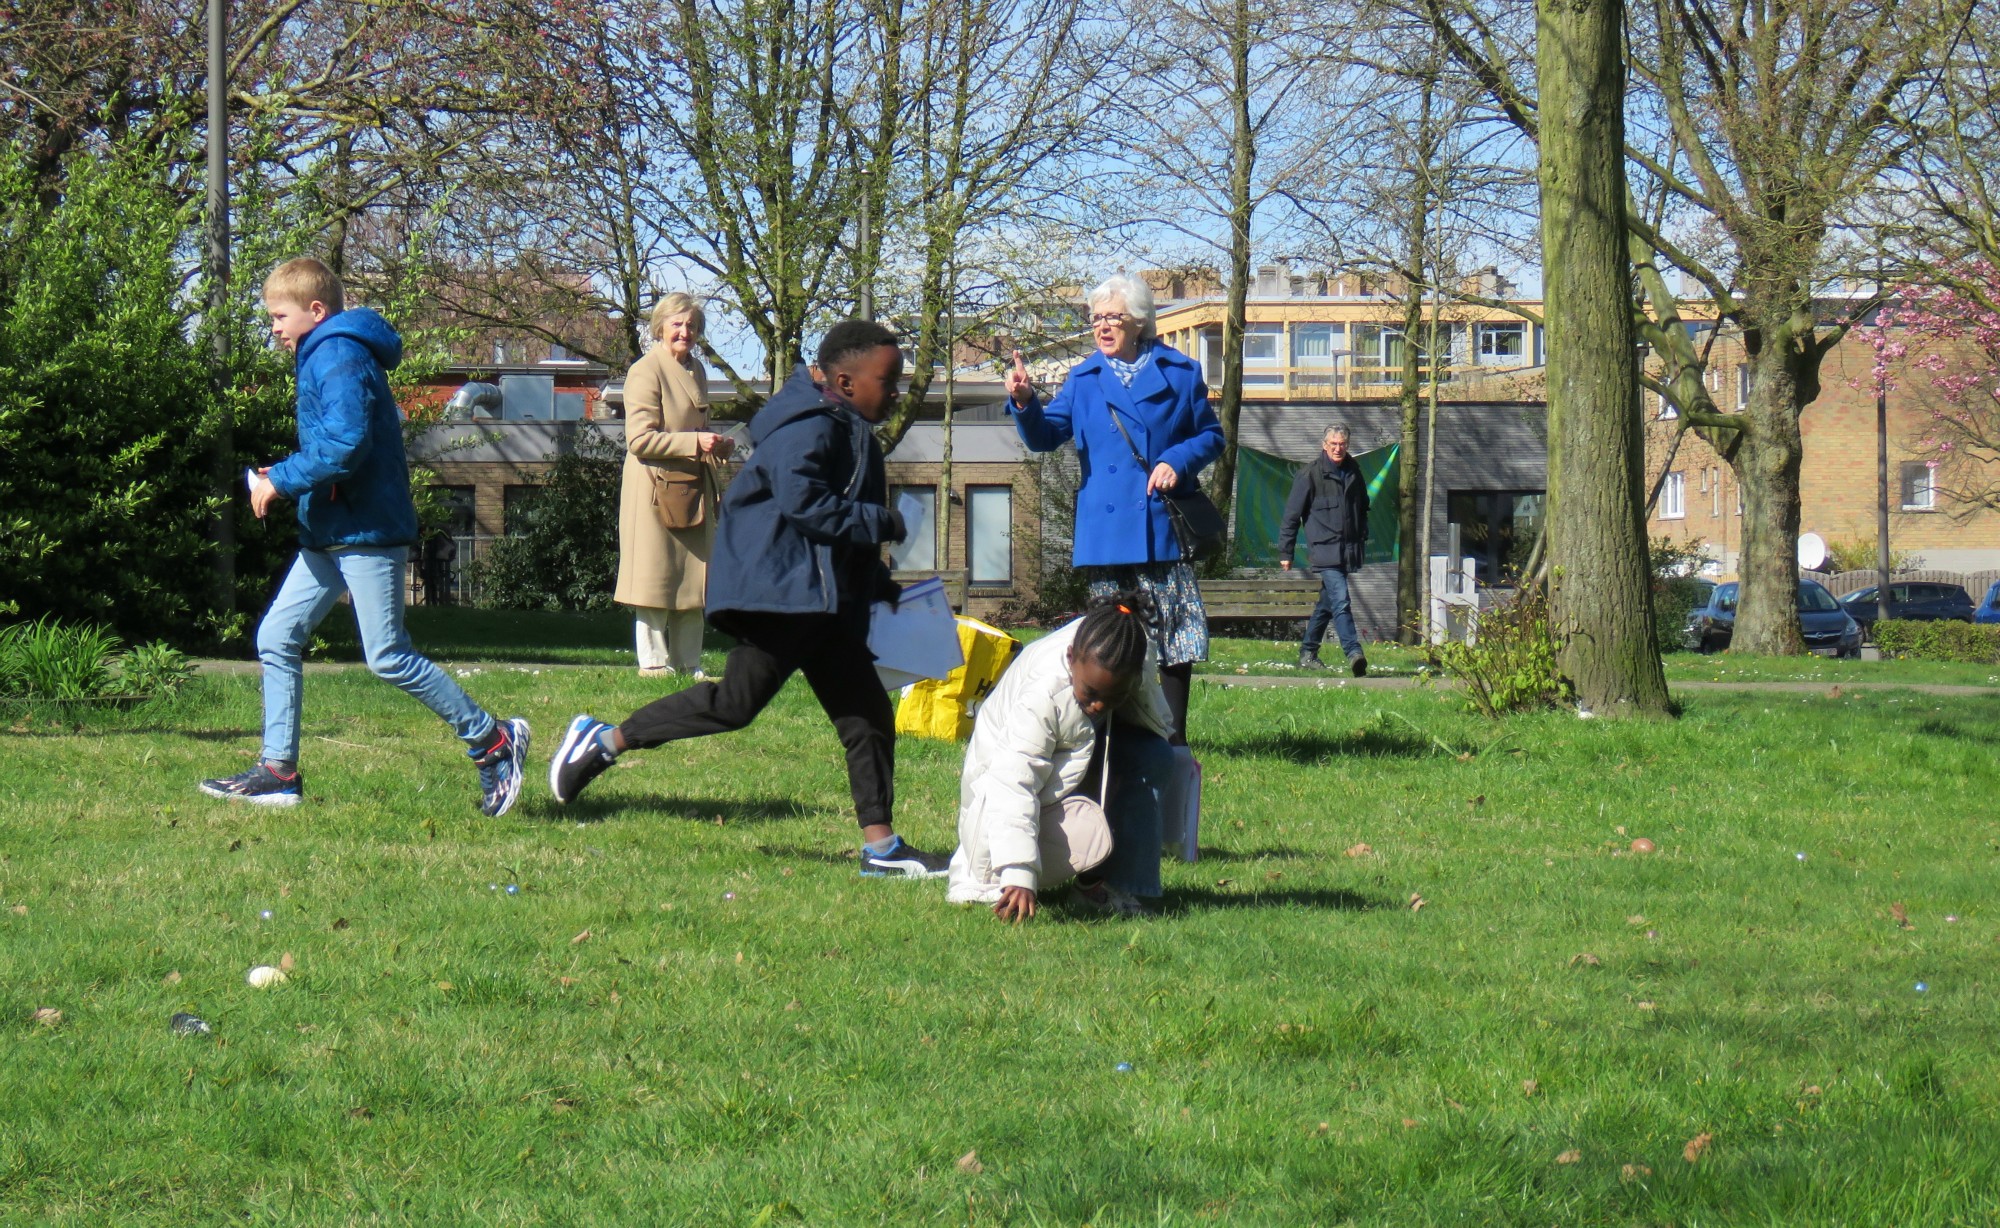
1004, 273, 1224, 743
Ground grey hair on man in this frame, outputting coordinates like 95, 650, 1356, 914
1086, 274, 1157, 341
1322, 423, 1351, 445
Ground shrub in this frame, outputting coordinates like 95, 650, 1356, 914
0, 618, 121, 699
1872, 619, 2000, 664
1433, 588, 1574, 718
1827, 538, 1925, 574
1653, 576, 1713, 654
471, 429, 623, 610
118, 642, 196, 697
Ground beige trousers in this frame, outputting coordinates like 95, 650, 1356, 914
633, 607, 705, 674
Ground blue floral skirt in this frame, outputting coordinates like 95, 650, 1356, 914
1085, 562, 1208, 666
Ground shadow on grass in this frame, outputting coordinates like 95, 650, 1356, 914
1202, 727, 1438, 763
533, 794, 818, 826
1163, 885, 1395, 914
1913, 718, 2000, 746
1188, 845, 1312, 862
751, 843, 863, 866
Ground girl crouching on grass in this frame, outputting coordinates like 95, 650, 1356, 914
945, 592, 1178, 920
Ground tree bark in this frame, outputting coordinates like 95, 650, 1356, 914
1727, 297, 1811, 654
1536, 0, 1670, 716
1395, 268, 1425, 643
1207, 0, 1254, 534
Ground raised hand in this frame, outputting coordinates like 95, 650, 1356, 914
1005, 350, 1033, 406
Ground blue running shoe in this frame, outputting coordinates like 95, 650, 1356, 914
471, 717, 531, 817
550, 715, 618, 804
859, 835, 950, 879
199, 762, 304, 807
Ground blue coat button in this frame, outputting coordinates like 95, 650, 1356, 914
1106, 504, 1116, 513
1108, 464, 1118, 474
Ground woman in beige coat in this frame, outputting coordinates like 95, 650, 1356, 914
614, 293, 734, 676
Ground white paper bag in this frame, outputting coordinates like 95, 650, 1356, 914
868, 575, 964, 689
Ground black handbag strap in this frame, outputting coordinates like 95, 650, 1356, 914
1104, 404, 1154, 472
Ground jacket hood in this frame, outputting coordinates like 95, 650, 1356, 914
747, 364, 849, 446
299, 307, 404, 371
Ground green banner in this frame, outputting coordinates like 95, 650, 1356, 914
1233, 444, 1400, 567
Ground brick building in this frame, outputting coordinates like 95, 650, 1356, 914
1641, 325, 1999, 574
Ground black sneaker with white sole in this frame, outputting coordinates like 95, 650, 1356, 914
471, 717, 531, 817
858, 835, 950, 878
199, 762, 304, 806
550, 714, 619, 804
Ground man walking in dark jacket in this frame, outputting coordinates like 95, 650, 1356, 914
1278, 424, 1370, 676
549, 320, 949, 877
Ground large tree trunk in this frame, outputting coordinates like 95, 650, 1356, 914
1727, 298, 1810, 654
1208, 0, 1253, 533
1536, 0, 1671, 716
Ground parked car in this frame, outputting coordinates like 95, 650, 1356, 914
1839, 581, 1974, 629
1683, 579, 1862, 656
1977, 579, 2000, 625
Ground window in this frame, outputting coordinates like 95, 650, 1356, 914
1711, 467, 1722, 518
546, 342, 576, 362
502, 485, 541, 534
887, 486, 937, 570
1446, 491, 1546, 584
1736, 366, 1751, 408
1660, 472, 1686, 519
1476, 322, 1525, 364
1242, 324, 1283, 364
1201, 329, 1223, 381
1900, 462, 1937, 511
966, 486, 1012, 585
1657, 388, 1678, 419
1292, 323, 1340, 367
427, 485, 478, 537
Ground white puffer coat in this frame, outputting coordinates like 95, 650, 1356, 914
944, 618, 1173, 903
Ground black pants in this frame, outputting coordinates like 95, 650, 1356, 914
618, 611, 893, 829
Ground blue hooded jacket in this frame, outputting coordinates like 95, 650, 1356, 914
1009, 340, 1224, 566
266, 308, 419, 550
704, 365, 902, 629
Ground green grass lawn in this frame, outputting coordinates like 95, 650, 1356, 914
3, 668, 1998, 1223
309, 608, 2000, 688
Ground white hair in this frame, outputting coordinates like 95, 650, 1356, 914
1323, 423, 1351, 443
1087, 274, 1157, 341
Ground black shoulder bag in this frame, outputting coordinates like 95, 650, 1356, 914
1106, 406, 1226, 562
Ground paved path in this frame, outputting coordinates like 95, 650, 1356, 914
191, 660, 2000, 695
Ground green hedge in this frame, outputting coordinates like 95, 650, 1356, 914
1873, 619, 2000, 664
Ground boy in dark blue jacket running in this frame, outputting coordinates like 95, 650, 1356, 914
549, 320, 947, 877
200, 257, 529, 813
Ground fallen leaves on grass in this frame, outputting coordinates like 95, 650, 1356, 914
1683, 1132, 1712, 1163
1891, 902, 1914, 930
1409, 894, 1426, 911
956, 1150, 984, 1174
571, 929, 592, 945
1556, 1149, 1581, 1164
1344, 843, 1373, 858
1214, 878, 1233, 887
1522, 1079, 1539, 1097
1569, 952, 1602, 967
1627, 915, 1647, 925
332, 917, 350, 930
162, 970, 181, 986
30, 1007, 61, 1027
1312, 1122, 1329, 1136
1636, 1001, 1657, 1011
278, 951, 296, 973
1401, 1118, 1420, 1129
1621, 1163, 1652, 1182
348, 1106, 373, 1120
10, 904, 25, 916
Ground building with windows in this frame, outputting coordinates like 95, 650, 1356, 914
1641, 319, 2000, 575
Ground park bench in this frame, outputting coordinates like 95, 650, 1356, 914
1198, 571, 1322, 622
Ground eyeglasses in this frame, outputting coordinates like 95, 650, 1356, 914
1088, 312, 1135, 327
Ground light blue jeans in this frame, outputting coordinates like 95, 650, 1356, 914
258, 547, 494, 764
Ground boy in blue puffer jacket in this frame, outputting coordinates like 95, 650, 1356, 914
200, 257, 529, 814
548, 320, 949, 877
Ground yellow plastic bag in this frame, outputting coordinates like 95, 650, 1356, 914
894, 617, 1023, 741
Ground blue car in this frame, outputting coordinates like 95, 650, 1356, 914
1840, 581, 1974, 629
1683, 579, 1863, 656
1975, 580, 2000, 625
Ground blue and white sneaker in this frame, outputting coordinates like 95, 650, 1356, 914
471, 717, 531, 817
550, 715, 618, 804
858, 835, 950, 879
199, 762, 304, 806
